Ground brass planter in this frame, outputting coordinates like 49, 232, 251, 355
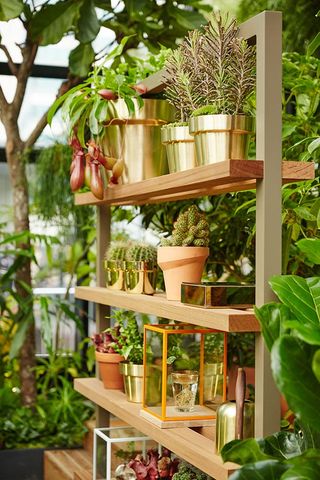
215, 400, 254, 453
120, 362, 144, 403
125, 261, 157, 295
101, 99, 175, 183
104, 260, 125, 290
161, 125, 197, 173
189, 114, 254, 164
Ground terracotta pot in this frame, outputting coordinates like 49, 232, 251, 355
95, 351, 124, 390
157, 246, 209, 301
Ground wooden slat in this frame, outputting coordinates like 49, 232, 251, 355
75, 160, 314, 207
75, 287, 259, 332
74, 378, 238, 480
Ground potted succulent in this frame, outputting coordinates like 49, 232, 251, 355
91, 316, 126, 390
125, 242, 158, 295
48, 41, 175, 199
158, 205, 210, 301
104, 240, 129, 291
161, 32, 200, 173
188, 13, 256, 164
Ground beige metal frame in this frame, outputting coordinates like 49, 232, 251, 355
94, 11, 283, 436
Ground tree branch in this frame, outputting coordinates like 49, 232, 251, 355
0, 85, 9, 122
0, 45, 18, 76
23, 76, 81, 150
12, 41, 38, 119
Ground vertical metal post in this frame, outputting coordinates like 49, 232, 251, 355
255, 11, 282, 436
96, 204, 111, 427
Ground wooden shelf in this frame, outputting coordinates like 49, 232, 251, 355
75, 160, 314, 206
74, 378, 238, 480
75, 287, 259, 332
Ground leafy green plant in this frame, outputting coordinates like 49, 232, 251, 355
221, 239, 320, 478
92, 310, 144, 364
172, 460, 212, 480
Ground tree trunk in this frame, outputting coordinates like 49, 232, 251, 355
6, 135, 37, 406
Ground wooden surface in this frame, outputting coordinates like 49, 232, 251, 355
44, 449, 92, 480
74, 160, 314, 206
75, 287, 259, 332
140, 406, 215, 429
74, 378, 238, 480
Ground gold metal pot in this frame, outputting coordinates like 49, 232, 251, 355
125, 261, 157, 295
120, 362, 144, 403
215, 400, 255, 453
104, 260, 125, 290
161, 125, 197, 173
189, 114, 254, 164
101, 99, 175, 183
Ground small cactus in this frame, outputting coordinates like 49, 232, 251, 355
105, 241, 128, 261
126, 242, 157, 263
161, 205, 210, 247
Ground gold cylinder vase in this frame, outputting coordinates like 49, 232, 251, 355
125, 261, 157, 295
120, 362, 144, 403
215, 400, 255, 453
189, 114, 254, 165
104, 260, 125, 291
161, 125, 197, 173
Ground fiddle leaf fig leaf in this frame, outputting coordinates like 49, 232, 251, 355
296, 238, 320, 265
0, 0, 23, 20
31, 1, 80, 45
228, 460, 289, 480
270, 275, 320, 327
221, 438, 272, 464
69, 43, 95, 77
254, 303, 292, 351
76, 0, 100, 43
271, 336, 320, 431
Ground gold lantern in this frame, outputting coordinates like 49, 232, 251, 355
141, 323, 227, 428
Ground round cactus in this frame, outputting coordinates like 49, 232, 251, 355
105, 241, 128, 261
126, 242, 157, 263
160, 205, 210, 247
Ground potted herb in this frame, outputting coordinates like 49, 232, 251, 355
161, 32, 200, 173
116, 310, 144, 403
125, 242, 158, 295
188, 13, 256, 164
158, 205, 210, 301
104, 241, 129, 291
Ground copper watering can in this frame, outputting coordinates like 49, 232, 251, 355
215, 368, 255, 453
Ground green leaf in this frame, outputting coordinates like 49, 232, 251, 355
221, 439, 272, 465
69, 43, 95, 78
307, 32, 320, 57
76, 0, 100, 43
47, 83, 85, 125
9, 314, 33, 359
308, 138, 320, 155
0, 0, 23, 20
312, 350, 320, 383
31, 1, 80, 46
270, 275, 319, 327
254, 303, 292, 352
271, 336, 320, 431
296, 239, 320, 265
229, 460, 289, 480
282, 124, 297, 139
39, 296, 52, 349
282, 320, 320, 346
294, 206, 316, 221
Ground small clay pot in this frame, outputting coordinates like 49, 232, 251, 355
95, 351, 124, 390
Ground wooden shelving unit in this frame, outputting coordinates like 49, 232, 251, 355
75, 160, 313, 206
76, 286, 259, 332
73, 11, 315, 479
74, 378, 238, 480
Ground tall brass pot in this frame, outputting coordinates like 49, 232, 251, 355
101, 99, 175, 183
161, 125, 197, 173
189, 114, 254, 165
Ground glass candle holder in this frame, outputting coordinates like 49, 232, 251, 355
171, 370, 199, 412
